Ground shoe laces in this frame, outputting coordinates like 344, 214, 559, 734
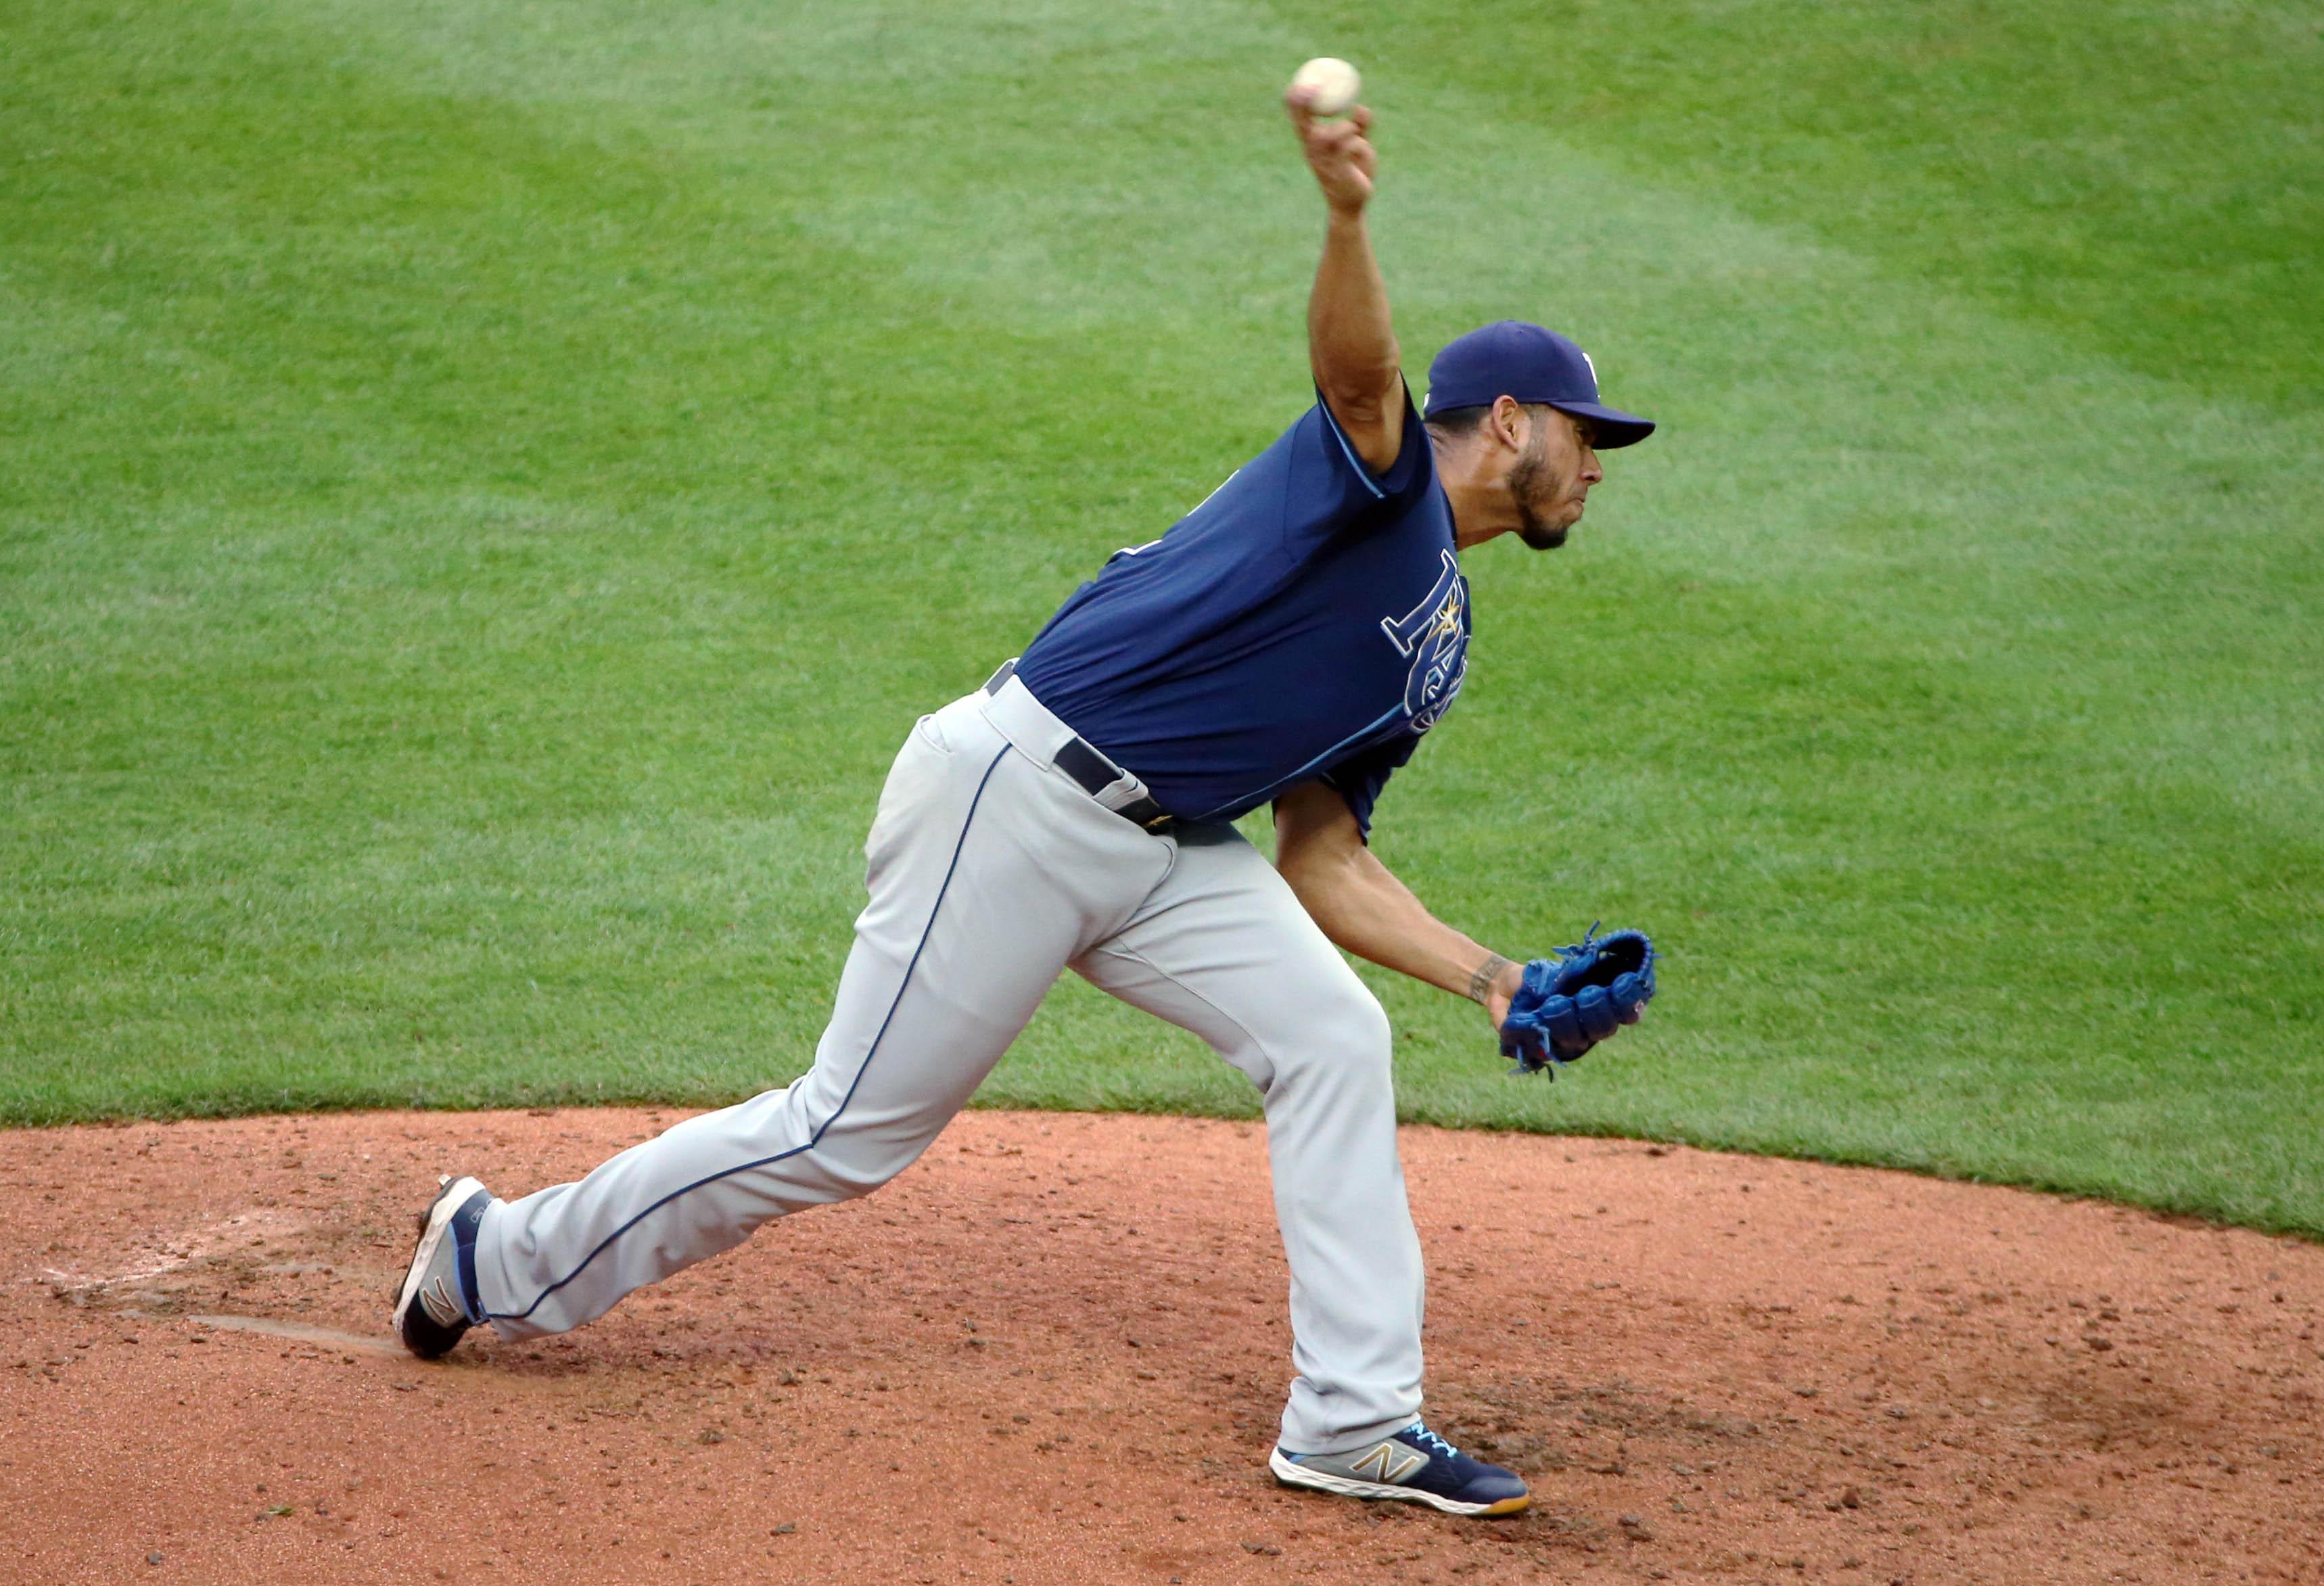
1403, 1422, 1462, 1462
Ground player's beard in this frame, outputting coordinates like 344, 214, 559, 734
1508, 426, 1570, 551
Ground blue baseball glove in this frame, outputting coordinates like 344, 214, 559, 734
1498, 925, 1657, 1077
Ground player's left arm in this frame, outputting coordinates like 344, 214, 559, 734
1272, 780, 1522, 1028
1285, 89, 1405, 475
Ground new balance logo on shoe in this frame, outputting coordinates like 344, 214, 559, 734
419, 1276, 464, 1328
1349, 1441, 1427, 1483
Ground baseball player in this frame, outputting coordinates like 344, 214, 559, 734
394, 83, 1654, 1518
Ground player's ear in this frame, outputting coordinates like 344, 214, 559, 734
1490, 394, 1527, 452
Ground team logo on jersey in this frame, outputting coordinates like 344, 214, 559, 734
1379, 550, 1470, 732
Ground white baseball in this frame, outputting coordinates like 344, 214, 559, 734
1291, 57, 1361, 118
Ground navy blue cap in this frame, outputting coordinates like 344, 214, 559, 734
1423, 321, 1655, 448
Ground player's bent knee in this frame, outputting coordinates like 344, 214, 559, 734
803, 1147, 910, 1202
795, 1125, 941, 1203
1282, 989, 1395, 1092
806, 1156, 899, 1202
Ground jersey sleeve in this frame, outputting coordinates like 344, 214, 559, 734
1292, 383, 1435, 536
1316, 731, 1423, 840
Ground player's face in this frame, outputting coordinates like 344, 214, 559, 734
1509, 411, 1603, 551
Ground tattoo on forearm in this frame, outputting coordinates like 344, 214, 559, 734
1467, 953, 1515, 1005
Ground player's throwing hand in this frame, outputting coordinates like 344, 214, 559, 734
1284, 87, 1376, 215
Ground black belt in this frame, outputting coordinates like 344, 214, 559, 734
983, 661, 1176, 833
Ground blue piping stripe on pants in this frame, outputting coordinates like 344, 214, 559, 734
484, 744, 1014, 1325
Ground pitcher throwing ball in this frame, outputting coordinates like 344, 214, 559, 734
394, 76, 1656, 1518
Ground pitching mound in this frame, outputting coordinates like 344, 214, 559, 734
4, 1109, 2317, 1583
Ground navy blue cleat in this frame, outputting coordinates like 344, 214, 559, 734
1270, 1421, 1530, 1516
390, 1175, 490, 1359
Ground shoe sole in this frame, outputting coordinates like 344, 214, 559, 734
390, 1174, 486, 1352
1268, 1448, 1531, 1516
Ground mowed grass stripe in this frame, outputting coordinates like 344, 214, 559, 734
2, 1, 2317, 1232
1268, 0, 2324, 417
2, 0, 1283, 1121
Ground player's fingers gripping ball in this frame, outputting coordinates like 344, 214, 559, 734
1289, 56, 1362, 117
1498, 925, 1657, 1077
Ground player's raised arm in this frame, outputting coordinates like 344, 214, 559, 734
1285, 78, 1405, 475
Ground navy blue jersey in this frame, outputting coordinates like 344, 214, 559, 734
1014, 393, 1469, 835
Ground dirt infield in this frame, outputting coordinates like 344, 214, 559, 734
4, 1109, 2319, 1584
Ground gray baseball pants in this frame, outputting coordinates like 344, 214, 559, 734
470, 675, 1426, 1454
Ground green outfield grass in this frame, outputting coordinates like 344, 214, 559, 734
4, 1, 2318, 1231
